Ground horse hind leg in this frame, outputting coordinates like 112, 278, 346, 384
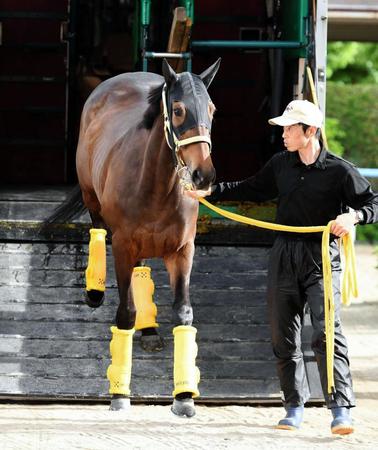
132, 261, 164, 352
164, 242, 199, 418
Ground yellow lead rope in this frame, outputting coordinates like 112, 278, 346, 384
199, 198, 358, 394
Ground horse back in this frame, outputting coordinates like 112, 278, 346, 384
81, 72, 163, 137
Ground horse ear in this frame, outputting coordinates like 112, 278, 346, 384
199, 58, 221, 88
162, 59, 179, 85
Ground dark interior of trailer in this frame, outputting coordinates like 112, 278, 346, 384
0, 0, 311, 185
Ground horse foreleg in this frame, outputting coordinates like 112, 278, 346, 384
164, 242, 194, 327
85, 227, 107, 308
107, 235, 136, 411
82, 189, 107, 308
107, 325, 134, 411
164, 242, 199, 418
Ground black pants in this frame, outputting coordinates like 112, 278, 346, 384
267, 236, 355, 409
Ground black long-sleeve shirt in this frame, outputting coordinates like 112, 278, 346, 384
209, 148, 377, 237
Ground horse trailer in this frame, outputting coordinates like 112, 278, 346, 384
0, 0, 363, 403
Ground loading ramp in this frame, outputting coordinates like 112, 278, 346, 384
0, 187, 322, 403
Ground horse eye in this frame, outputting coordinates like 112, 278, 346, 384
173, 108, 183, 117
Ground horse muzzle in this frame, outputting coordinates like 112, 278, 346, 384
191, 167, 216, 190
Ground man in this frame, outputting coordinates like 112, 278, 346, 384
185, 100, 378, 434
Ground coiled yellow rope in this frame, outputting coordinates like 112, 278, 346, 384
198, 197, 358, 394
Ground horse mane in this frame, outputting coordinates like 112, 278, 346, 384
138, 83, 164, 129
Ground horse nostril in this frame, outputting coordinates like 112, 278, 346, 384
192, 170, 204, 187
211, 168, 216, 184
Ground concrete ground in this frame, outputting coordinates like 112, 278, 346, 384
0, 243, 377, 450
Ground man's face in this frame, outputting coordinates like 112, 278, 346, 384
282, 124, 308, 151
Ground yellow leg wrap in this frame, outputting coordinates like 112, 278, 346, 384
85, 228, 107, 292
132, 266, 158, 330
172, 325, 200, 398
107, 326, 135, 395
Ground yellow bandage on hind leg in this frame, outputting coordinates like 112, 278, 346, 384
85, 228, 107, 292
107, 326, 135, 395
172, 325, 200, 398
132, 266, 158, 330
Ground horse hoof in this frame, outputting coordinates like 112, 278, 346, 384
109, 396, 131, 411
172, 305, 193, 325
171, 397, 196, 418
140, 334, 164, 352
85, 290, 104, 308
140, 328, 164, 352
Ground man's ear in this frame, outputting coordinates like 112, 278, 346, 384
307, 126, 317, 137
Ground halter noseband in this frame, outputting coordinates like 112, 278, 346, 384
161, 83, 212, 175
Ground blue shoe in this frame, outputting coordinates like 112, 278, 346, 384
331, 407, 354, 435
276, 406, 304, 430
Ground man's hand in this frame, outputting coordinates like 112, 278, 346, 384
330, 212, 357, 237
184, 187, 212, 200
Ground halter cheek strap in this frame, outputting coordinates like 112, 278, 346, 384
162, 84, 212, 171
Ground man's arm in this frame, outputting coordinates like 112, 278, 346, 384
331, 167, 378, 237
330, 211, 360, 237
185, 155, 279, 202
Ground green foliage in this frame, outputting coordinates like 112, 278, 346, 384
326, 42, 378, 166
326, 82, 378, 168
326, 42, 377, 244
325, 117, 345, 156
356, 223, 378, 244
327, 42, 378, 84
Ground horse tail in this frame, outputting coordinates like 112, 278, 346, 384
40, 185, 87, 232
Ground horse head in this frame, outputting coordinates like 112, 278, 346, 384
162, 59, 221, 190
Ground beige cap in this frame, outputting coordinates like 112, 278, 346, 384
268, 100, 323, 128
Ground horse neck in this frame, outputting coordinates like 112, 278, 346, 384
141, 116, 179, 197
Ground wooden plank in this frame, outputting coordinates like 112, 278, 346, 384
0, 197, 275, 246
0, 338, 273, 360
0, 303, 269, 325
0, 376, 281, 399
15, 225, 275, 246
0, 220, 274, 246
0, 242, 92, 255
0, 321, 271, 342
304, 360, 323, 400
0, 221, 90, 242
0, 186, 68, 202
167, 7, 192, 72
0, 270, 267, 290
0, 357, 277, 380
0, 242, 270, 257
0, 268, 267, 290
0, 253, 86, 269
0, 286, 267, 307
0, 336, 314, 362
0, 201, 89, 221
0, 248, 270, 272
0, 242, 270, 258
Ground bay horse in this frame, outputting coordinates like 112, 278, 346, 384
48, 59, 220, 417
